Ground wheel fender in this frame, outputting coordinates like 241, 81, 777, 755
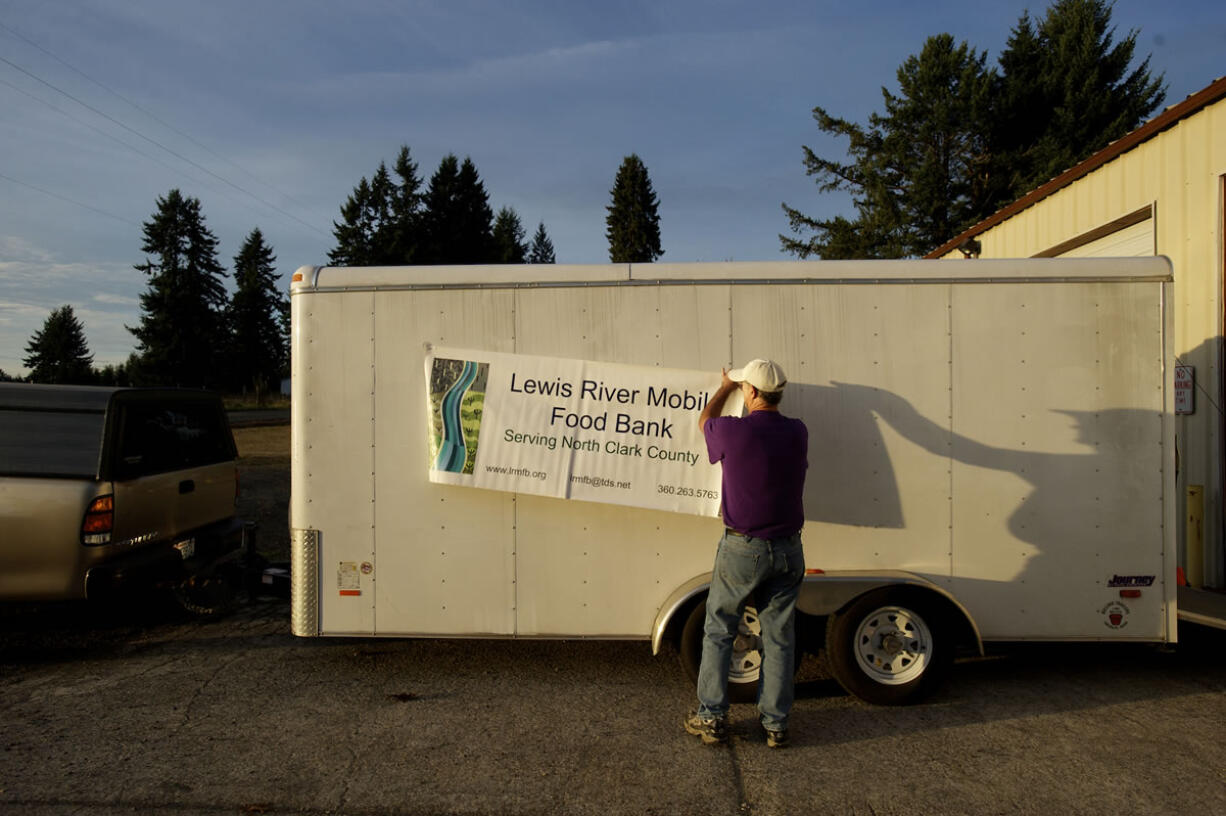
651, 573, 711, 655
799, 571, 984, 656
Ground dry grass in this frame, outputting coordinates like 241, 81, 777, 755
233, 425, 290, 562
234, 424, 290, 459
223, 394, 291, 411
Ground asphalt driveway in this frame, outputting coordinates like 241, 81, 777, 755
2, 598, 1225, 816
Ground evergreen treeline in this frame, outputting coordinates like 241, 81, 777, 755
15, 145, 663, 390
23, 0, 1168, 389
16, 189, 289, 397
124, 190, 288, 395
328, 146, 561, 267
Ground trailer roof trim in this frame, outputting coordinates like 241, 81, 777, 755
293, 258, 1171, 293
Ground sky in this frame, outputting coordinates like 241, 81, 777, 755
0, 1, 1222, 375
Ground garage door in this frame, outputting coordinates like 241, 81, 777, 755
1057, 216, 1154, 258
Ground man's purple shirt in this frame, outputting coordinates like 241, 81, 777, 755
703, 410, 808, 539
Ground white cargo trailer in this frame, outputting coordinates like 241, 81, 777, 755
290, 259, 1179, 704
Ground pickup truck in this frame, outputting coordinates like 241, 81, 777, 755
0, 384, 248, 613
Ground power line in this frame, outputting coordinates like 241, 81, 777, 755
0, 75, 232, 202
0, 19, 319, 216
0, 52, 330, 239
0, 171, 141, 227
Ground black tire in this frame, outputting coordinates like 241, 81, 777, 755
678, 598, 801, 704
826, 588, 952, 705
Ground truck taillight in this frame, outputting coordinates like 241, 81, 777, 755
82, 494, 114, 545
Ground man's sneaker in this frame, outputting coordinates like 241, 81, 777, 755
765, 727, 790, 749
683, 711, 728, 745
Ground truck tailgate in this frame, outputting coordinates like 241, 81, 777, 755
111, 460, 236, 545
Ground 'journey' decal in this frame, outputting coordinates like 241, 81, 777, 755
1107, 575, 1155, 588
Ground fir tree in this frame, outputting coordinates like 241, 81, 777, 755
228, 228, 287, 402
994, 0, 1166, 191
128, 189, 228, 387
492, 207, 528, 263
991, 11, 1049, 199
782, 35, 994, 259
419, 155, 462, 264
421, 155, 495, 264
95, 362, 130, 387
387, 145, 424, 263
22, 304, 94, 384
605, 154, 663, 263
329, 166, 390, 266
528, 222, 556, 264
454, 157, 496, 263
329, 146, 425, 266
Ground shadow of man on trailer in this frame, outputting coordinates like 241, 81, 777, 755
789, 380, 1167, 639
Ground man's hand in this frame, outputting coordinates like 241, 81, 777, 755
699, 368, 740, 432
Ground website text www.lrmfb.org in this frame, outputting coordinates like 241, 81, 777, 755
483, 464, 631, 491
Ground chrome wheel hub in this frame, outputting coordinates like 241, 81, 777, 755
853, 605, 933, 686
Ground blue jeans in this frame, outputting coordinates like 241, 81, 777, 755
696, 531, 805, 730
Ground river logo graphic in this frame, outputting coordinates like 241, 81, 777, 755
428, 358, 488, 475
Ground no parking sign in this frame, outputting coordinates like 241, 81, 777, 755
1175, 365, 1194, 414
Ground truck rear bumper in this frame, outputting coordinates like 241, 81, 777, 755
84, 517, 247, 600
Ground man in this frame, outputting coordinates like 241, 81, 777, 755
684, 358, 808, 748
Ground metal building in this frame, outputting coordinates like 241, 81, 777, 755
929, 77, 1226, 589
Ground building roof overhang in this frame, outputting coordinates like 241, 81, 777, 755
925, 75, 1226, 259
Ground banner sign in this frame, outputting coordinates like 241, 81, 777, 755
425, 346, 737, 516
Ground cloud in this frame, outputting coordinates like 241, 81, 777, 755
0, 299, 48, 325
0, 238, 143, 373
93, 292, 140, 306
289, 37, 631, 105
0, 235, 57, 265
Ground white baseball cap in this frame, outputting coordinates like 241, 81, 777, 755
728, 359, 787, 392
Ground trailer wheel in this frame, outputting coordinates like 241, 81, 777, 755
826, 589, 951, 705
